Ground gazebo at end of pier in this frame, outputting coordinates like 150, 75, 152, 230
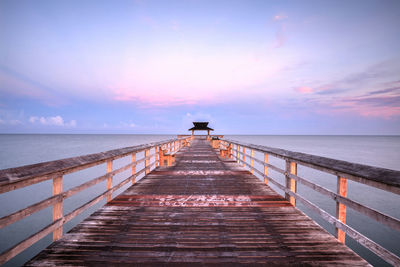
188, 121, 214, 135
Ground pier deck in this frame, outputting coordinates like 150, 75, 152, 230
26, 139, 369, 266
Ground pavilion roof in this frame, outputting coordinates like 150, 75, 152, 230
188, 122, 214, 131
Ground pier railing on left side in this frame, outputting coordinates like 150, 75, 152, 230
220, 138, 400, 266
0, 136, 192, 265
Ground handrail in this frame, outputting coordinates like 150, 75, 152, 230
0, 136, 192, 265
0, 138, 186, 194
225, 139, 400, 194
221, 138, 400, 266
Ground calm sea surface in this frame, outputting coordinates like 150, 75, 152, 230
0, 134, 399, 266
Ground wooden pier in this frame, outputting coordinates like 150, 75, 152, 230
0, 134, 399, 266
24, 138, 368, 266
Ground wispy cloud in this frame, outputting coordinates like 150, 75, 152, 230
272, 13, 288, 48
171, 20, 180, 31
0, 66, 66, 106
273, 24, 286, 48
334, 96, 400, 118
313, 60, 400, 96
316, 87, 348, 95
273, 13, 288, 21
0, 118, 22, 125
29, 116, 77, 127
113, 87, 198, 107
366, 86, 400, 96
295, 86, 313, 94
120, 122, 136, 128
139, 15, 159, 29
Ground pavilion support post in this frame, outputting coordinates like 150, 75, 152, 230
336, 176, 348, 244
228, 143, 232, 159
145, 149, 150, 174
52, 176, 63, 241
264, 153, 269, 184
285, 161, 297, 206
131, 153, 136, 184
250, 149, 255, 174
106, 160, 113, 202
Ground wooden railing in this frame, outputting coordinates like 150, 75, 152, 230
221, 139, 400, 266
0, 137, 191, 265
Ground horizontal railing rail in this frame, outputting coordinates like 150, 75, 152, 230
0, 136, 192, 265
221, 138, 400, 266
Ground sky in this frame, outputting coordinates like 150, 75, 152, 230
0, 0, 399, 134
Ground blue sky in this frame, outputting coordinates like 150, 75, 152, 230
1, 0, 399, 134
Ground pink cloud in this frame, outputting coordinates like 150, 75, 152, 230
274, 14, 288, 21
335, 102, 400, 118
0, 70, 46, 99
296, 86, 313, 94
139, 15, 158, 29
313, 94, 400, 119
273, 24, 286, 48
0, 68, 67, 106
105, 49, 290, 107
171, 20, 180, 31
112, 87, 199, 107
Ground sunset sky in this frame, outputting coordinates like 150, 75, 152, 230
1, 0, 399, 134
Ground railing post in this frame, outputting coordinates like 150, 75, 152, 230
131, 153, 136, 184
264, 153, 269, 184
52, 175, 63, 241
158, 145, 164, 166
242, 147, 246, 167
336, 176, 347, 244
250, 149, 254, 174
155, 146, 159, 166
145, 149, 150, 174
106, 160, 113, 202
236, 145, 240, 163
285, 161, 297, 206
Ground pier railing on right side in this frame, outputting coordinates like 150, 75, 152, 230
222, 138, 400, 266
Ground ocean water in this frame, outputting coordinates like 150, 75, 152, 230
0, 134, 399, 266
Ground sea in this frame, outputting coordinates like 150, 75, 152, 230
0, 134, 399, 266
